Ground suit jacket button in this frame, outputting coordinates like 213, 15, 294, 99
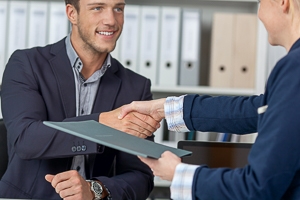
77, 145, 82, 152
82, 145, 87, 151
72, 146, 77, 152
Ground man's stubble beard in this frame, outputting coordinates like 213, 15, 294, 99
76, 19, 122, 54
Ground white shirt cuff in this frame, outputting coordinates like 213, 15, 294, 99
170, 163, 199, 200
165, 95, 190, 133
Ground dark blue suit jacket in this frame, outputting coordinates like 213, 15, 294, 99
0, 38, 154, 199
183, 39, 300, 199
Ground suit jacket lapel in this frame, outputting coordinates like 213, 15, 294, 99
89, 63, 121, 177
49, 39, 76, 118
92, 64, 121, 113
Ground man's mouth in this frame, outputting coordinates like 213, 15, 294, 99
97, 31, 114, 36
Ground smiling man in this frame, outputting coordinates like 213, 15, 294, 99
0, 0, 158, 199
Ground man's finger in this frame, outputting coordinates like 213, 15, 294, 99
45, 174, 55, 183
118, 104, 135, 119
133, 112, 160, 130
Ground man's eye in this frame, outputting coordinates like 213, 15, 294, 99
93, 7, 101, 11
114, 7, 123, 12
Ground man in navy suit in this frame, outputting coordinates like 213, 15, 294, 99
0, 0, 159, 199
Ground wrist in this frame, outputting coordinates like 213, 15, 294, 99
98, 181, 109, 199
153, 98, 166, 121
87, 180, 108, 200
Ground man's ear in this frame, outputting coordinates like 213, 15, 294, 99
281, 0, 290, 13
66, 4, 78, 25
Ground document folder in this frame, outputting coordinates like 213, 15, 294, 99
119, 5, 141, 72
0, 1, 8, 85
43, 120, 192, 159
158, 7, 181, 86
7, 1, 28, 63
138, 6, 161, 85
179, 9, 201, 86
28, 1, 48, 48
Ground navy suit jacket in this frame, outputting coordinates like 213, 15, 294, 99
182, 39, 300, 199
0, 38, 154, 199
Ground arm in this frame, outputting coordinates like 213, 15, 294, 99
1, 50, 100, 159
183, 94, 262, 134
119, 94, 262, 134
140, 57, 300, 200
1, 50, 158, 160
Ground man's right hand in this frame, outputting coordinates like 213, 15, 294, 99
118, 98, 166, 122
99, 106, 160, 138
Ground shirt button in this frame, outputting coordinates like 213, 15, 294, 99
84, 83, 87, 87
79, 62, 82, 65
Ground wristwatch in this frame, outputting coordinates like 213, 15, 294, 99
87, 180, 103, 200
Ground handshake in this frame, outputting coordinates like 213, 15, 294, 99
99, 98, 167, 139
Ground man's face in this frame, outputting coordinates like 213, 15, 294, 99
74, 0, 125, 54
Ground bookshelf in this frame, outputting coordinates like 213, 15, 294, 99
126, 0, 268, 100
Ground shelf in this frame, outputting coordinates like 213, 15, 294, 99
151, 85, 255, 96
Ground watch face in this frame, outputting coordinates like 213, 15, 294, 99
92, 181, 103, 196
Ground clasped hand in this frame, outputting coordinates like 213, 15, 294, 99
118, 99, 182, 181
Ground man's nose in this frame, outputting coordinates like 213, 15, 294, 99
102, 10, 116, 26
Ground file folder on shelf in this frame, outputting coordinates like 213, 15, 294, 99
110, 39, 121, 61
138, 6, 161, 85
43, 120, 192, 159
210, 13, 258, 89
0, 1, 8, 83
153, 119, 165, 144
7, 1, 29, 63
209, 13, 235, 88
119, 5, 141, 72
48, 2, 69, 44
27, 1, 49, 48
179, 9, 201, 86
158, 7, 181, 86
232, 14, 257, 88
267, 45, 286, 76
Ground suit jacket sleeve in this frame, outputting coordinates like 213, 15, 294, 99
183, 94, 263, 134
1, 50, 101, 160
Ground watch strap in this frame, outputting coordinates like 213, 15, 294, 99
87, 180, 103, 200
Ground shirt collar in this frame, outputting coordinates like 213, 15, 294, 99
65, 33, 111, 73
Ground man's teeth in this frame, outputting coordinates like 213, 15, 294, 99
98, 31, 113, 36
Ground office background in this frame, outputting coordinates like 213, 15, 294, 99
0, 0, 287, 199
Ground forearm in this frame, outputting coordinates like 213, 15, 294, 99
183, 94, 262, 134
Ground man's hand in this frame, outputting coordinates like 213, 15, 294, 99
138, 151, 181, 181
45, 170, 93, 200
118, 98, 166, 122
99, 106, 160, 138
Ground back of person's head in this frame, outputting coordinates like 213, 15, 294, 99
65, 0, 80, 12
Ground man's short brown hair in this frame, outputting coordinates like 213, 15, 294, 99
65, 0, 80, 12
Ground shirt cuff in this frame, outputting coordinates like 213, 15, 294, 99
165, 95, 190, 133
170, 163, 199, 200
